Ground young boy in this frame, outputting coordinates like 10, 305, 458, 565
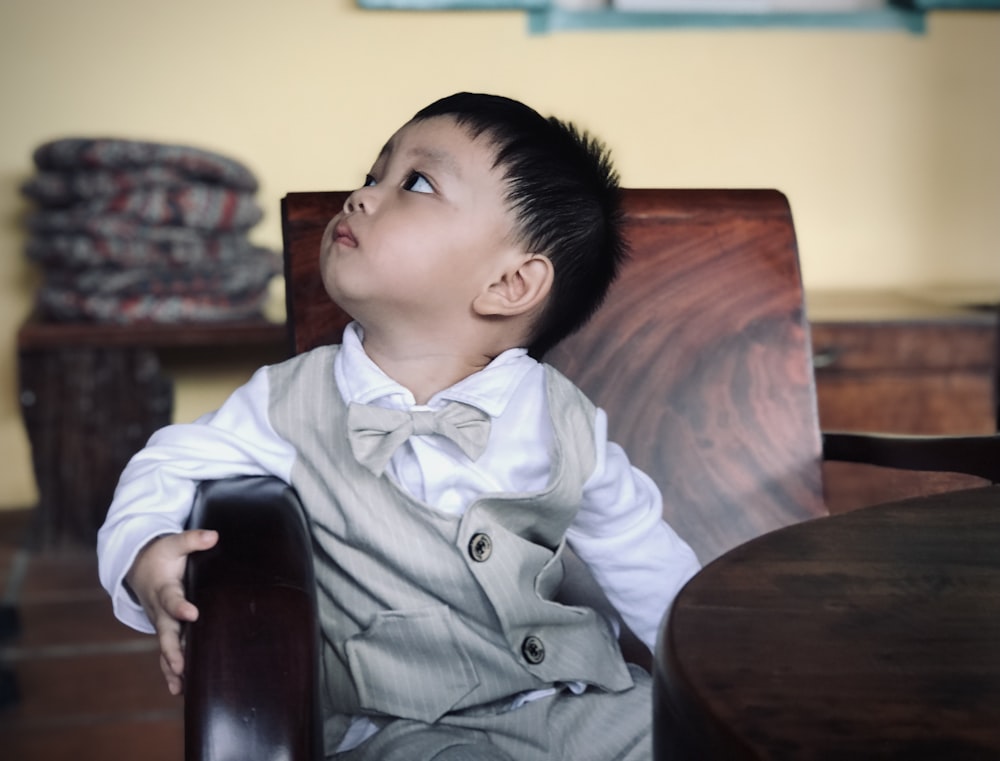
98, 92, 700, 760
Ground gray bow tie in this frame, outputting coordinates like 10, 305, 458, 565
347, 401, 491, 476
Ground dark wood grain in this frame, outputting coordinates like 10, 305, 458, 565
546, 189, 824, 562
281, 192, 353, 355
281, 188, 826, 562
823, 432, 1000, 482
17, 310, 288, 351
655, 485, 1000, 760
184, 477, 322, 761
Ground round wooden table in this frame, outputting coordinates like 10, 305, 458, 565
654, 486, 1000, 760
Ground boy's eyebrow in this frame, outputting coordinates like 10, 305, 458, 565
376, 136, 462, 178
406, 146, 461, 177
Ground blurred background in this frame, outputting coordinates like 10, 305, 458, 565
2, 0, 998, 512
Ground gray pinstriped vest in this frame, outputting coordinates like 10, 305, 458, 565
267, 346, 634, 749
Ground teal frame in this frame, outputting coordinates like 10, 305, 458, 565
354, 1, 998, 34
355, 1, 931, 34
526, 8, 926, 34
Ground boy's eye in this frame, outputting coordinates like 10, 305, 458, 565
403, 172, 433, 194
363, 174, 376, 187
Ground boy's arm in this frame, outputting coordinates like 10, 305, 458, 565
97, 365, 296, 632
565, 409, 701, 653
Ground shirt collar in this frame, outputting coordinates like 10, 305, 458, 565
335, 321, 537, 418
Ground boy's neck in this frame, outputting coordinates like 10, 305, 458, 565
360, 328, 501, 405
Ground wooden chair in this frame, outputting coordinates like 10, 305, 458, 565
183, 189, 1000, 761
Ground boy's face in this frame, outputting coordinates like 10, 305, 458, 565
320, 115, 524, 336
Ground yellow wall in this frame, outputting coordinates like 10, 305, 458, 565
1, 0, 998, 509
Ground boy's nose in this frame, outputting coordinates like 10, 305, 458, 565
343, 187, 373, 214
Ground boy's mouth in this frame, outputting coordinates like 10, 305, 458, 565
334, 222, 357, 247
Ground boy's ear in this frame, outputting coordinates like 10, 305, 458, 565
474, 254, 554, 318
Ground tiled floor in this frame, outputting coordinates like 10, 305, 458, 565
0, 509, 183, 760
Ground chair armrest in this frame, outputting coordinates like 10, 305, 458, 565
823, 432, 1000, 484
184, 476, 322, 761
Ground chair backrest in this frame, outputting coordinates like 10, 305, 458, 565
281, 189, 827, 563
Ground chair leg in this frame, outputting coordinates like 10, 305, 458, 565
0, 603, 20, 707
0, 603, 18, 638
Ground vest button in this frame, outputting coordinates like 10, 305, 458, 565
521, 635, 545, 665
468, 533, 492, 562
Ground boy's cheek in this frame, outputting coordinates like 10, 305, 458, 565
320, 217, 341, 251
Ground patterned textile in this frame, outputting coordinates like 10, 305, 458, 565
23, 167, 224, 205
39, 248, 278, 322
26, 230, 264, 270
31, 138, 259, 191
38, 287, 271, 324
27, 186, 262, 232
42, 247, 278, 297
22, 137, 276, 324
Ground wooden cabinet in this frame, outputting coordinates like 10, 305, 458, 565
17, 314, 289, 547
809, 291, 998, 513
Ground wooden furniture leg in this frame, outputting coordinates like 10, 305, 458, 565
17, 345, 172, 547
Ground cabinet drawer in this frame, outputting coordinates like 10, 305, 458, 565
809, 307, 997, 513
811, 322, 995, 373
816, 371, 995, 434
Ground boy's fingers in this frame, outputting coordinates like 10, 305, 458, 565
180, 529, 218, 553
160, 653, 184, 696
158, 583, 199, 622
131, 529, 217, 699
156, 617, 185, 677
124, 530, 216, 699
151, 529, 217, 564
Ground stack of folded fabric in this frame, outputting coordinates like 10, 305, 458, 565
21, 138, 280, 323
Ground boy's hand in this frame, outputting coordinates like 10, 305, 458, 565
125, 529, 219, 696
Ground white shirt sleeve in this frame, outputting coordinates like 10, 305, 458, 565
565, 408, 701, 653
96, 365, 297, 633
